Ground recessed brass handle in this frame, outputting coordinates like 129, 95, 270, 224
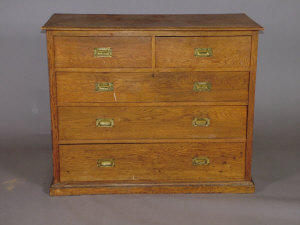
97, 159, 115, 167
193, 82, 211, 92
192, 117, 210, 127
194, 48, 213, 57
192, 157, 210, 166
94, 47, 112, 57
96, 118, 114, 127
95, 82, 114, 92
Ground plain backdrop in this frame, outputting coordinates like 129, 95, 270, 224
0, 0, 300, 225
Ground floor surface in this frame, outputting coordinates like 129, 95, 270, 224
0, 134, 300, 225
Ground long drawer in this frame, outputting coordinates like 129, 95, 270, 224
56, 71, 249, 103
60, 143, 246, 182
54, 36, 152, 68
58, 106, 247, 141
156, 36, 251, 68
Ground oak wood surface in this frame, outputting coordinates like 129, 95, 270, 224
50, 180, 255, 195
58, 106, 247, 141
43, 14, 262, 195
245, 32, 259, 180
59, 143, 245, 182
55, 67, 251, 73
156, 36, 251, 68
54, 36, 152, 68
50, 30, 255, 37
58, 138, 246, 144
46, 32, 60, 183
57, 102, 248, 107
56, 71, 249, 103
42, 14, 263, 31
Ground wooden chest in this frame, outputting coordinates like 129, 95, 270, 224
42, 14, 263, 195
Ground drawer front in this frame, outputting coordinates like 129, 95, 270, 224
57, 72, 249, 103
54, 36, 152, 68
156, 36, 251, 68
58, 106, 247, 141
60, 143, 246, 182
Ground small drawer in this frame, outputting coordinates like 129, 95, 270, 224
56, 71, 249, 103
54, 36, 152, 68
58, 106, 247, 141
59, 143, 246, 182
156, 36, 251, 68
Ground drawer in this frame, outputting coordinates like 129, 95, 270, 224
58, 106, 247, 141
60, 143, 246, 182
54, 36, 152, 68
156, 36, 251, 68
56, 71, 249, 103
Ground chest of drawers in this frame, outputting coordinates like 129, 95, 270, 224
42, 14, 263, 196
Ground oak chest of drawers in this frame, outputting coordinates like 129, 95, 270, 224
42, 14, 263, 196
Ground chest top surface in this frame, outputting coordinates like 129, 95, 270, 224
42, 13, 263, 31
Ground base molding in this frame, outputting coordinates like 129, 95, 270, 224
50, 180, 255, 196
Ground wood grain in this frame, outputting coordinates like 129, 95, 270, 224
58, 106, 247, 141
59, 143, 246, 182
57, 102, 248, 107
43, 14, 263, 195
58, 138, 246, 144
245, 31, 259, 180
50, 180, 255, 195
54, 36, 152, 68
156, 36, 251, 69
56, 72, 249, 103
46, 31, 60, 183
55, 67, 251, 73
42, 14, 263, 31
50, 30, 255, 37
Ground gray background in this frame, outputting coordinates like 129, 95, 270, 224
0, 0, 300, 224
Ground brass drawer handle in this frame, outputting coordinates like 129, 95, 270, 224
96, 118, 114, 127
94, 47, 112, 57
97, 159, 115, 167
95, 82, 114, 92
192, 117, 210, 127
193, 81, 211, 92
194, 48, 213, 57
192, 157, 210, 166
